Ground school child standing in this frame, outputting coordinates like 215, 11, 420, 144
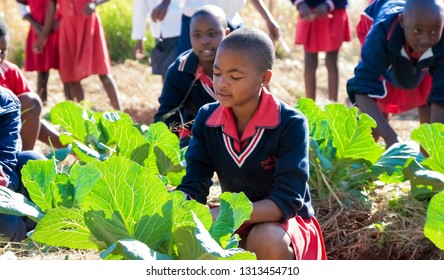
153, 5, 230, 147
347, 0, 444, 148
0, 16, 63, 151
291, 0, 352, 102
16, 0, 69, 104
176, 27, 327, 260
0, 86, 46, 242
33, 0, 122, 111
131, 0, 183, 82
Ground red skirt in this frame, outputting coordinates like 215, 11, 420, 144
236, 216, 327, 260
377, 75, 431, 114
295, 9, 352, 53
24, 0, 60, 72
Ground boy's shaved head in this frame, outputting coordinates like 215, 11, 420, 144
218, 27, 275, 72
191, 4, 228, 29
404, 0, 444, 16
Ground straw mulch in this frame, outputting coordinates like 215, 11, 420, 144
315, 184, 444, 260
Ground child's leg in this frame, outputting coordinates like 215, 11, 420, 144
242, 223, 294, 260
37, 71, 49, 104
325, 50, 339, 102
17, 93, 42, 150
304, 51, 318, 101
98, 74, 122, 111
63, 82, 73, 101
67, 81, 85, 103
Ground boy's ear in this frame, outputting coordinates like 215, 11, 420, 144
225, 28, 231, 36
261, 70, 273, 86
399, 13, 404, 28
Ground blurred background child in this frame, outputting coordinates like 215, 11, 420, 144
16, 0, 69, 104
33, 0, 122, 111
131, 0, 183, 82
292, 0, 352, 102
154, 5, 230, 147
0, 16, 63, 150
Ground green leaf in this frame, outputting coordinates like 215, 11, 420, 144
85, 210, 132, 249
146, 122, 185, 186
170, 191, 212, 232
0, 186, 44, 221
50, 101, 98, 143
110, 118, 150, 165
403, 158, 444, 200
100, 239, 174, 260
210, 192, 252, 248
372, 142, 424, 179
74, 157, 173, 251
324, 104, 383, 163
31, 207, 100, 250
411, 123, 444, 173
21, 158, 57, 212
424, 191, 444, 250
173, 212, 256, 260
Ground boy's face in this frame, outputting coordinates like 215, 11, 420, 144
190, 14, 227, 65
400, 8, 444, 53
213, 46, 271, 110
0, 37, 7, 64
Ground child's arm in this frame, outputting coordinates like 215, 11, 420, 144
32, 0, 56, 53
0, 89, 22, 190
292, 0, 313, 20
313, 1, 331, 18
131, 0, 150, 59
151, 0, 171, 22
175, 107, 216, 204
249, 0, 281, 41
17, 3, 44, 34
355, 94, 399, 147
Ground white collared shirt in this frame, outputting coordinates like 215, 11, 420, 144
131, 0, 184, 40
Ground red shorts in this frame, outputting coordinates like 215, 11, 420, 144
295, 9, 352, 53
236, 216, 327, 260
377, 75, 431, 114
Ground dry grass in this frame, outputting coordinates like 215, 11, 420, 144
1, 0, 442, 260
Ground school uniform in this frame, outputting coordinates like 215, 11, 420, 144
19, 0, 60, 72
177, 89, 327, 260
52, 0, 111, 82
347, 0, 444, 113
131, 0, 183, 77
0, 86, 45, 242
154, 49, 217, 147
292, 0, 352, 52
0, 60, 32, 96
